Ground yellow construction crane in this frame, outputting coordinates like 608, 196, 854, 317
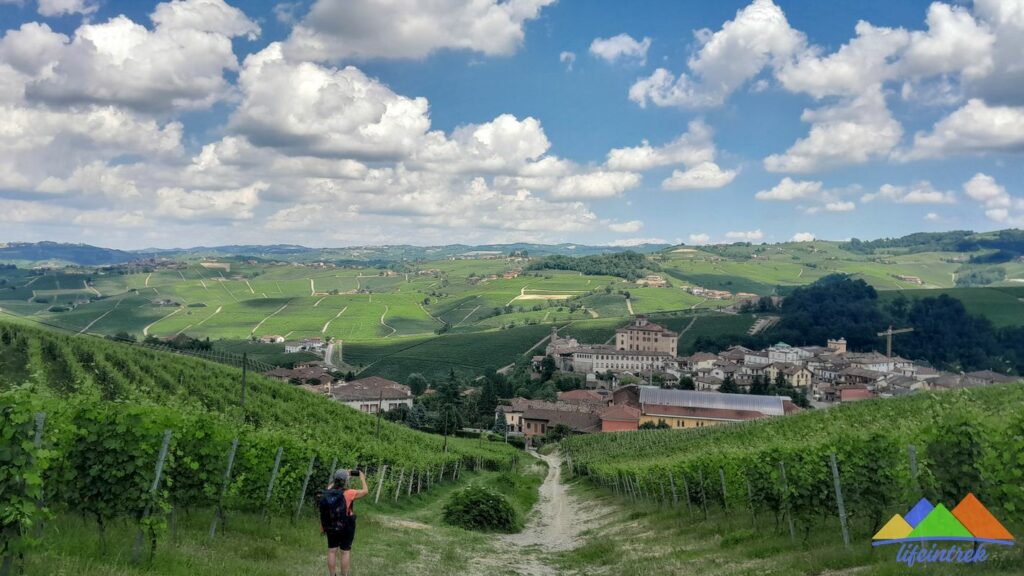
877, 325, 913, 358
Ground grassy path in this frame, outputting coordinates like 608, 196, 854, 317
143, 307, 181, 336
322, 305, 348, 333
78, 296, 123, 334
27, 467, 546, 576
250, 301, 290, 336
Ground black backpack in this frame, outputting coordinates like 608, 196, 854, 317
318, 489, 353, 532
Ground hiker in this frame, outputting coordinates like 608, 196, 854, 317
319, 468, 369, 576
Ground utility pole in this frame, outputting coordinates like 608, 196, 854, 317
877, 325, 913, 358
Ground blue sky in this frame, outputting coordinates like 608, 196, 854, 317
0, 0, 1021, 249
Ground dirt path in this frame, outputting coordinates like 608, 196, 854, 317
143, 307, 181, 336
322, 306, 348, 333
626, 298, 634, 315
455, 303, 481, 327
469, 451, 605, 576
251, 301, 290, 336
677, 315, 699, 337
380, 305, 397, 337
195, 305, 222, 326
78, 297, 123, 334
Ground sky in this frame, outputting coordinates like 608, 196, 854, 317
0, 0, 1022, 249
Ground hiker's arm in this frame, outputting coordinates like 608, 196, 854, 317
356, 471, 369, 498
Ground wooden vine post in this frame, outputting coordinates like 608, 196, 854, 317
132, 429, 172, 564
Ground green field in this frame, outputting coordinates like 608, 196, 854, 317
3, 241, 1023, 383
878, 286, 1024, 327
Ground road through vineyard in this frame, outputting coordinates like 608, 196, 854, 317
470, 451, 606, 576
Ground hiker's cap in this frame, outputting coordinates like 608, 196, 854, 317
333, 469, 350, 483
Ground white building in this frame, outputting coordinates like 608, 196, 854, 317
329, 376, 413, 413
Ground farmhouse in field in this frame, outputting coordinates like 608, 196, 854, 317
259, 334, 285, 343
284, 337, 325, 353
328, 376, 413, 413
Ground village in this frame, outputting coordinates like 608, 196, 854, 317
258, 313, 1016, 443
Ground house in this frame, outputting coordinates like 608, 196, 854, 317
328, 376, 413, 413
681, 352, 719, 371
284, 337, 326, 354
598, 405, 641, 432
641, 275, 668, 287
521, 407, 601, 438
634, 386, 796, 429
767, 342, 807, 364
557, 389, 610, 407
766, 363, 813, 389
842, 366, 886, 386
265, 366, 335, 386
719, 346, 751, 364
499, 398, 594, 434
615, 315, 678, 356
839, 386, 874, 403
259, 334, 285, 344
962, 370, 1016, 387
695, 374, 724, 391
894, 275, 924, 285
569, 346, 676, 374
743, 351, 771, 367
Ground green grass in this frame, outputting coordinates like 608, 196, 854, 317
554, 478, 1024, 576
5, 247, 1023, 383
346, 323, 553, 381
878, 286, 1024, 327
25, 464, 546, 576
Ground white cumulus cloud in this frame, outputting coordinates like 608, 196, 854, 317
284, 0, 555, 60
725, 229, 764, 242
609, 220, 644, 233
755, 177, 822, 201
629, 0, 804, 108
862, 181, 956, 204
589, 34, 651, 65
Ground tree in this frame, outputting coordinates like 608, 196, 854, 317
750, 374, 769, 396
407, 373, 428, 396
407, 403, 429, 430
719, 374, 739, 394
477, 378, 498, 424
539, 355, 557, 381
678, 376, 695, 390
437, 369, 464, 448
543, 424, 573, 443
382, 404, 410, 423
492, 407, 507, 435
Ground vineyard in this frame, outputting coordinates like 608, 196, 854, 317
0, 321, 519, 571
562, 385, 1024, 553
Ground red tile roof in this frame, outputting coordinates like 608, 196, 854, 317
599, 404, 641, 422
840, 388, 874, 402
329, 376, 411, 402
521, 408, 601, 433
558, 389, 606, 402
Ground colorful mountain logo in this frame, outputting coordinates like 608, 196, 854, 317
873, 493, 1015, 546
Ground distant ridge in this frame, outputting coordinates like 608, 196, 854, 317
0, 241, 135, 266
1, 241, 670, 265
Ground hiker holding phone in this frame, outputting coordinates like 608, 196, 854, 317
319, 469, 368, 576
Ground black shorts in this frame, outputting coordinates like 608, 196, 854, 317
326, 526, 355, 551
